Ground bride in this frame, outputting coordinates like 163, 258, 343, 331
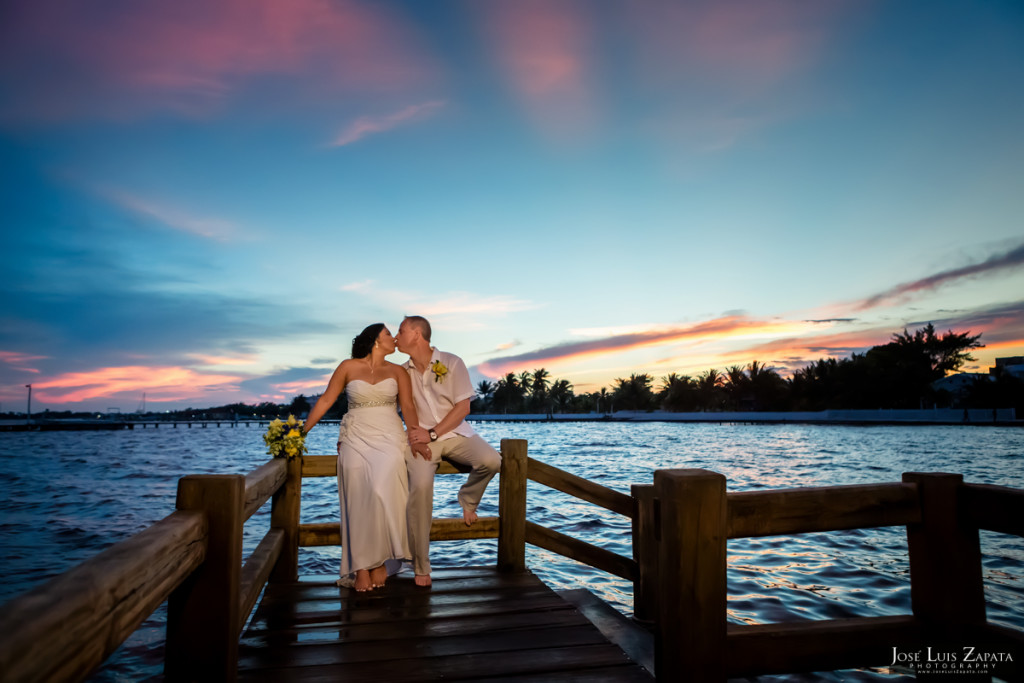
303, 323, 421, 592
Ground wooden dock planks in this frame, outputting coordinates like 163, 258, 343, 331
238, 567, 652, 682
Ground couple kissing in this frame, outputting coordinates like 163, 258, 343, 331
303, 315, 501, 592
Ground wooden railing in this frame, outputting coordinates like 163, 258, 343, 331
3, 439, 1022, 682
0, 456, 298, 682
637, 469, 1024, 680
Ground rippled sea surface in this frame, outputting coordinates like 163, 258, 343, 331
1, 422, 1022, 681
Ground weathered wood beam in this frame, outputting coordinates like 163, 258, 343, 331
962, 482, 1024, 536
727, 482, 920, 538
655, 468, 727, 681
242, 458, 286, 522
0, 510, 207, 683
498, 439, 527, 571
166, 475, 244, 681
527, 457, 633, 518
524, 521, 637, 581
302, 454, 462, 477
238, 529, 284, 634
269, 456, 302, 583
726, 615, 920, 677
298, 517, 499, 547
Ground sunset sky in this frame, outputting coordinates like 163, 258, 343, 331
2, 0, 1023, 412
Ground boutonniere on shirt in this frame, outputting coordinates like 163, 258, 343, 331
431, 360, 449, 383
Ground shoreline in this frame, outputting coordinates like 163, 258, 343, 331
468, 407, 1020, 427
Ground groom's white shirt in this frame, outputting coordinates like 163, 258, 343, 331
403, 347, 477, 441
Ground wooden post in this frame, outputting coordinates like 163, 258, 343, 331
270, 456, 303, 582
631, 484, 657, 624
497, 438, 527, 572
165, 475, 244, 682
903, 473, 986, 639
655, 468, 727, 682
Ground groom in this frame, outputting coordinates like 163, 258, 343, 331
395, 315, 502, 587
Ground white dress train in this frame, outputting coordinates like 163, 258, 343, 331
335, 378, 412, 586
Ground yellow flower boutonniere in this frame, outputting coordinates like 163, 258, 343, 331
431, 360, 449, 383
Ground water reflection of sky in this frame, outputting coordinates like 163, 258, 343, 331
0, 422, 1021, 680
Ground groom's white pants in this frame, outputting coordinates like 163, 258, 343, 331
405, 434, 501, 576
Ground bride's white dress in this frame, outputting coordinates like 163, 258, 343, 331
335, 378, 412, 585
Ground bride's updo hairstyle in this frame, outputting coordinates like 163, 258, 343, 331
351, 323, 386, 359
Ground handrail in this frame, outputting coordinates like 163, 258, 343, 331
242, 458, 287, 521
527, 456, 633, 517
726, 481, 921, 537
519, 457, 638, 582
647, 469, 1024, 680
0, 510, 207, 683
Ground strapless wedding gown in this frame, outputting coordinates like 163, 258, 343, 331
335, 378, 412, 585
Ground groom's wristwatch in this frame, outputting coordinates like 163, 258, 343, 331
428, 429, 438, 442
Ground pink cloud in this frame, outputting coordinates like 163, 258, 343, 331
0, 0, 440, 122
331, 100, 446, 146
0, 351, 47, 374
31, 365, 244, 403
478, 0, 597, 140
626, 1, 851, 151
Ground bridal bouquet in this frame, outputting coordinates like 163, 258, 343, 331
264, 415, 307, 459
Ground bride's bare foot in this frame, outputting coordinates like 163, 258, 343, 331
369, 564, 387, 588
354, 569, 372, 593
462, 506, 478, 526
414, 574, 432, 587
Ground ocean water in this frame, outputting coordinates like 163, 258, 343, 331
1, 421, 1022, 680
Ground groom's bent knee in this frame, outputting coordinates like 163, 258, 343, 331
472, 438, 501, 475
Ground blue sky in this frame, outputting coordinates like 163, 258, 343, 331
2, 0, 1023, 411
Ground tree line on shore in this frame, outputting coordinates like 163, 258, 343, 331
6, 324, 1019, 422
470, 324, 1023, 414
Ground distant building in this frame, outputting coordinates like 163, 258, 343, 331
932, 372, 992, 396
992, 356, 1024, 379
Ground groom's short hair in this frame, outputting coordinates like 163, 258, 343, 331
404, 315, 432, 342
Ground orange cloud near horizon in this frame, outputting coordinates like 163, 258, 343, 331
476, 315, 819, 378
32, 365, 244, 403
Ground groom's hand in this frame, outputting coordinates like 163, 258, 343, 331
408, 426, 430, 445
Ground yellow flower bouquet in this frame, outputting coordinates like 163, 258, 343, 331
263, 414, 307, 460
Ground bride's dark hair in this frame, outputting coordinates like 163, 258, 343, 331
351, 323, 386, 359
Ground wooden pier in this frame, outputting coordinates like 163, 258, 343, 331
237, 568, 650, 681
1, 439, 1022, 681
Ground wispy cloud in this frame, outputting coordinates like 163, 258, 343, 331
344, 286, 538, 320
856, 242, 1024, 310
100, 187, 241, 242
341, 280, 375, 293
0, 351, 47, 374
331, 101, 446, 147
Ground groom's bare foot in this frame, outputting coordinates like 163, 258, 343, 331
462, 507, 478, 526
414, 574, 432, 587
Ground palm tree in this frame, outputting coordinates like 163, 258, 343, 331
695, 369, 724, 411
475, 380, 495, 411
530, 368, 550, 411
660, 373, 694, 411
548, 378, 573, 414
724, 365, 749, 410
612, 373, 655, 411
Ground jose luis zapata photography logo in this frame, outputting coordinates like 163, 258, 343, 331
889, 645, 1015, 675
